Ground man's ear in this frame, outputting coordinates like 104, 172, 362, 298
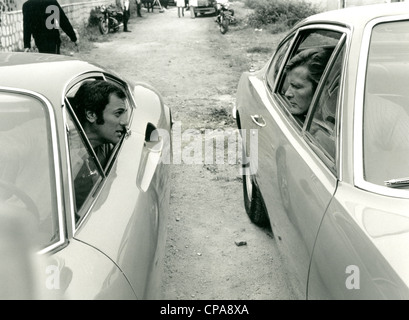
85, 110, 97, 123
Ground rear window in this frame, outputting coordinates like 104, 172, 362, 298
363, 20, 409, 187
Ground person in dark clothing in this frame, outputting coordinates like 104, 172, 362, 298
121, 0, 131, 32
22, 0, 78, 54
136, 0, 142, 17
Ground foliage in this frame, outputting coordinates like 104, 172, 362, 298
244, 0, 321, 32
89, 7, 102, 27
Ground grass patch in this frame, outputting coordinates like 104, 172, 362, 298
209, 106, 236, 126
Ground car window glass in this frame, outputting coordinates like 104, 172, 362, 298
0, 91, 60, 250
307, 45, 345, 165
266, 35, 294, 91
277, 29, 343, 127
65, 108, 103, 224
363, 20, 409, 187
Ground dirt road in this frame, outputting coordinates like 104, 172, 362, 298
77, 3, 297, 300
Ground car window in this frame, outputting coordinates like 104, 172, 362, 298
64, 78, 132, 225
266, 34, 294, 91
306, 45, 345, 168
64, 107, 104, 223
0, 91, 60, 250
276, 29, 343, 128
363, 20, 409, 187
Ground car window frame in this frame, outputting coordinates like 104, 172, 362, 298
275, 26, 345, 129
354, 14, 409, 199
268, 24, 350, 178
0, 86, 67, 255
63, 74, 135, 234
265, 33, 296, 93
304, 36, 347, 174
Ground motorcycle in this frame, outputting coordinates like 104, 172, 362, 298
215, 0, 235, 34
98, 4, 124, 35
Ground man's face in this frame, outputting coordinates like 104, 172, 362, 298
284, 66, 314, 116
91, 93, 129, 146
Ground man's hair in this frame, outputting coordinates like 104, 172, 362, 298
285, 47, 333, 90
73, 80, 126, 125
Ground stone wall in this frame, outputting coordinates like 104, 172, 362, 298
0, 0, 111, 52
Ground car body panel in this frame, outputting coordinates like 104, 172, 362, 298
46, 239, 137, 299
235, 2, 409, 299
0, 52, 171, 299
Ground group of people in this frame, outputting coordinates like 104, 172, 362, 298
22, 0, 134, 54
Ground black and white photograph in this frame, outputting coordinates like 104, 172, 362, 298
0, 0, 409, 305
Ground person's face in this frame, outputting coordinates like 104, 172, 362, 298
86, 93, 129, 147
284, 66, 314, 116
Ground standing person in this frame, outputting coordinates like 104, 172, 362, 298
135, 0, 142, 17
22, 0, 78, 54
189, 0, 197, 18
176, 0, 184, 17
121, 0, 131, 32
185, 0, 189, 10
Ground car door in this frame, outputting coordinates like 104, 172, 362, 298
253, 26, 348, 298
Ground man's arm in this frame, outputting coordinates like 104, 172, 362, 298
22, 2, 33, 50
54, 1, 78, 43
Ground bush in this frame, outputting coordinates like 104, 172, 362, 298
88, 7, 102, 27
245, 0, 321, 31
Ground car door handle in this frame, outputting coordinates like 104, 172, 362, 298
251, 114, 266, 127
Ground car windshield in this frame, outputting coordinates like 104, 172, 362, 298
0, 91, 60, 249
363, 20, 409, 188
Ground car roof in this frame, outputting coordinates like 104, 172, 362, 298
0, 52, 104, 104
302, 2, 409, 29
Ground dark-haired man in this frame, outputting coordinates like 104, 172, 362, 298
73, 80, 130, 166
23, 0, 78, 54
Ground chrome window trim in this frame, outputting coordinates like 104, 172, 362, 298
0, 86, 66, 255
354, 14, 409, 199
266, 32, 297, 93
61, 71, 106, 238
304, 33, 350, 178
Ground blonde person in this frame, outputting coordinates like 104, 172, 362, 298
176, 0, 184, 17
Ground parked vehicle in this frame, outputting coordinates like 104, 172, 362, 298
98, 4, 123, 35
0, 52, 172, 299
215, 0, 235, 34
235, 2, 409, 299
193, 0, 216, 17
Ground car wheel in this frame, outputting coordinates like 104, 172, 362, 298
242, 149, 270, 228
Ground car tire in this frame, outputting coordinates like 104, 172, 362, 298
242, 149, 270, 228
